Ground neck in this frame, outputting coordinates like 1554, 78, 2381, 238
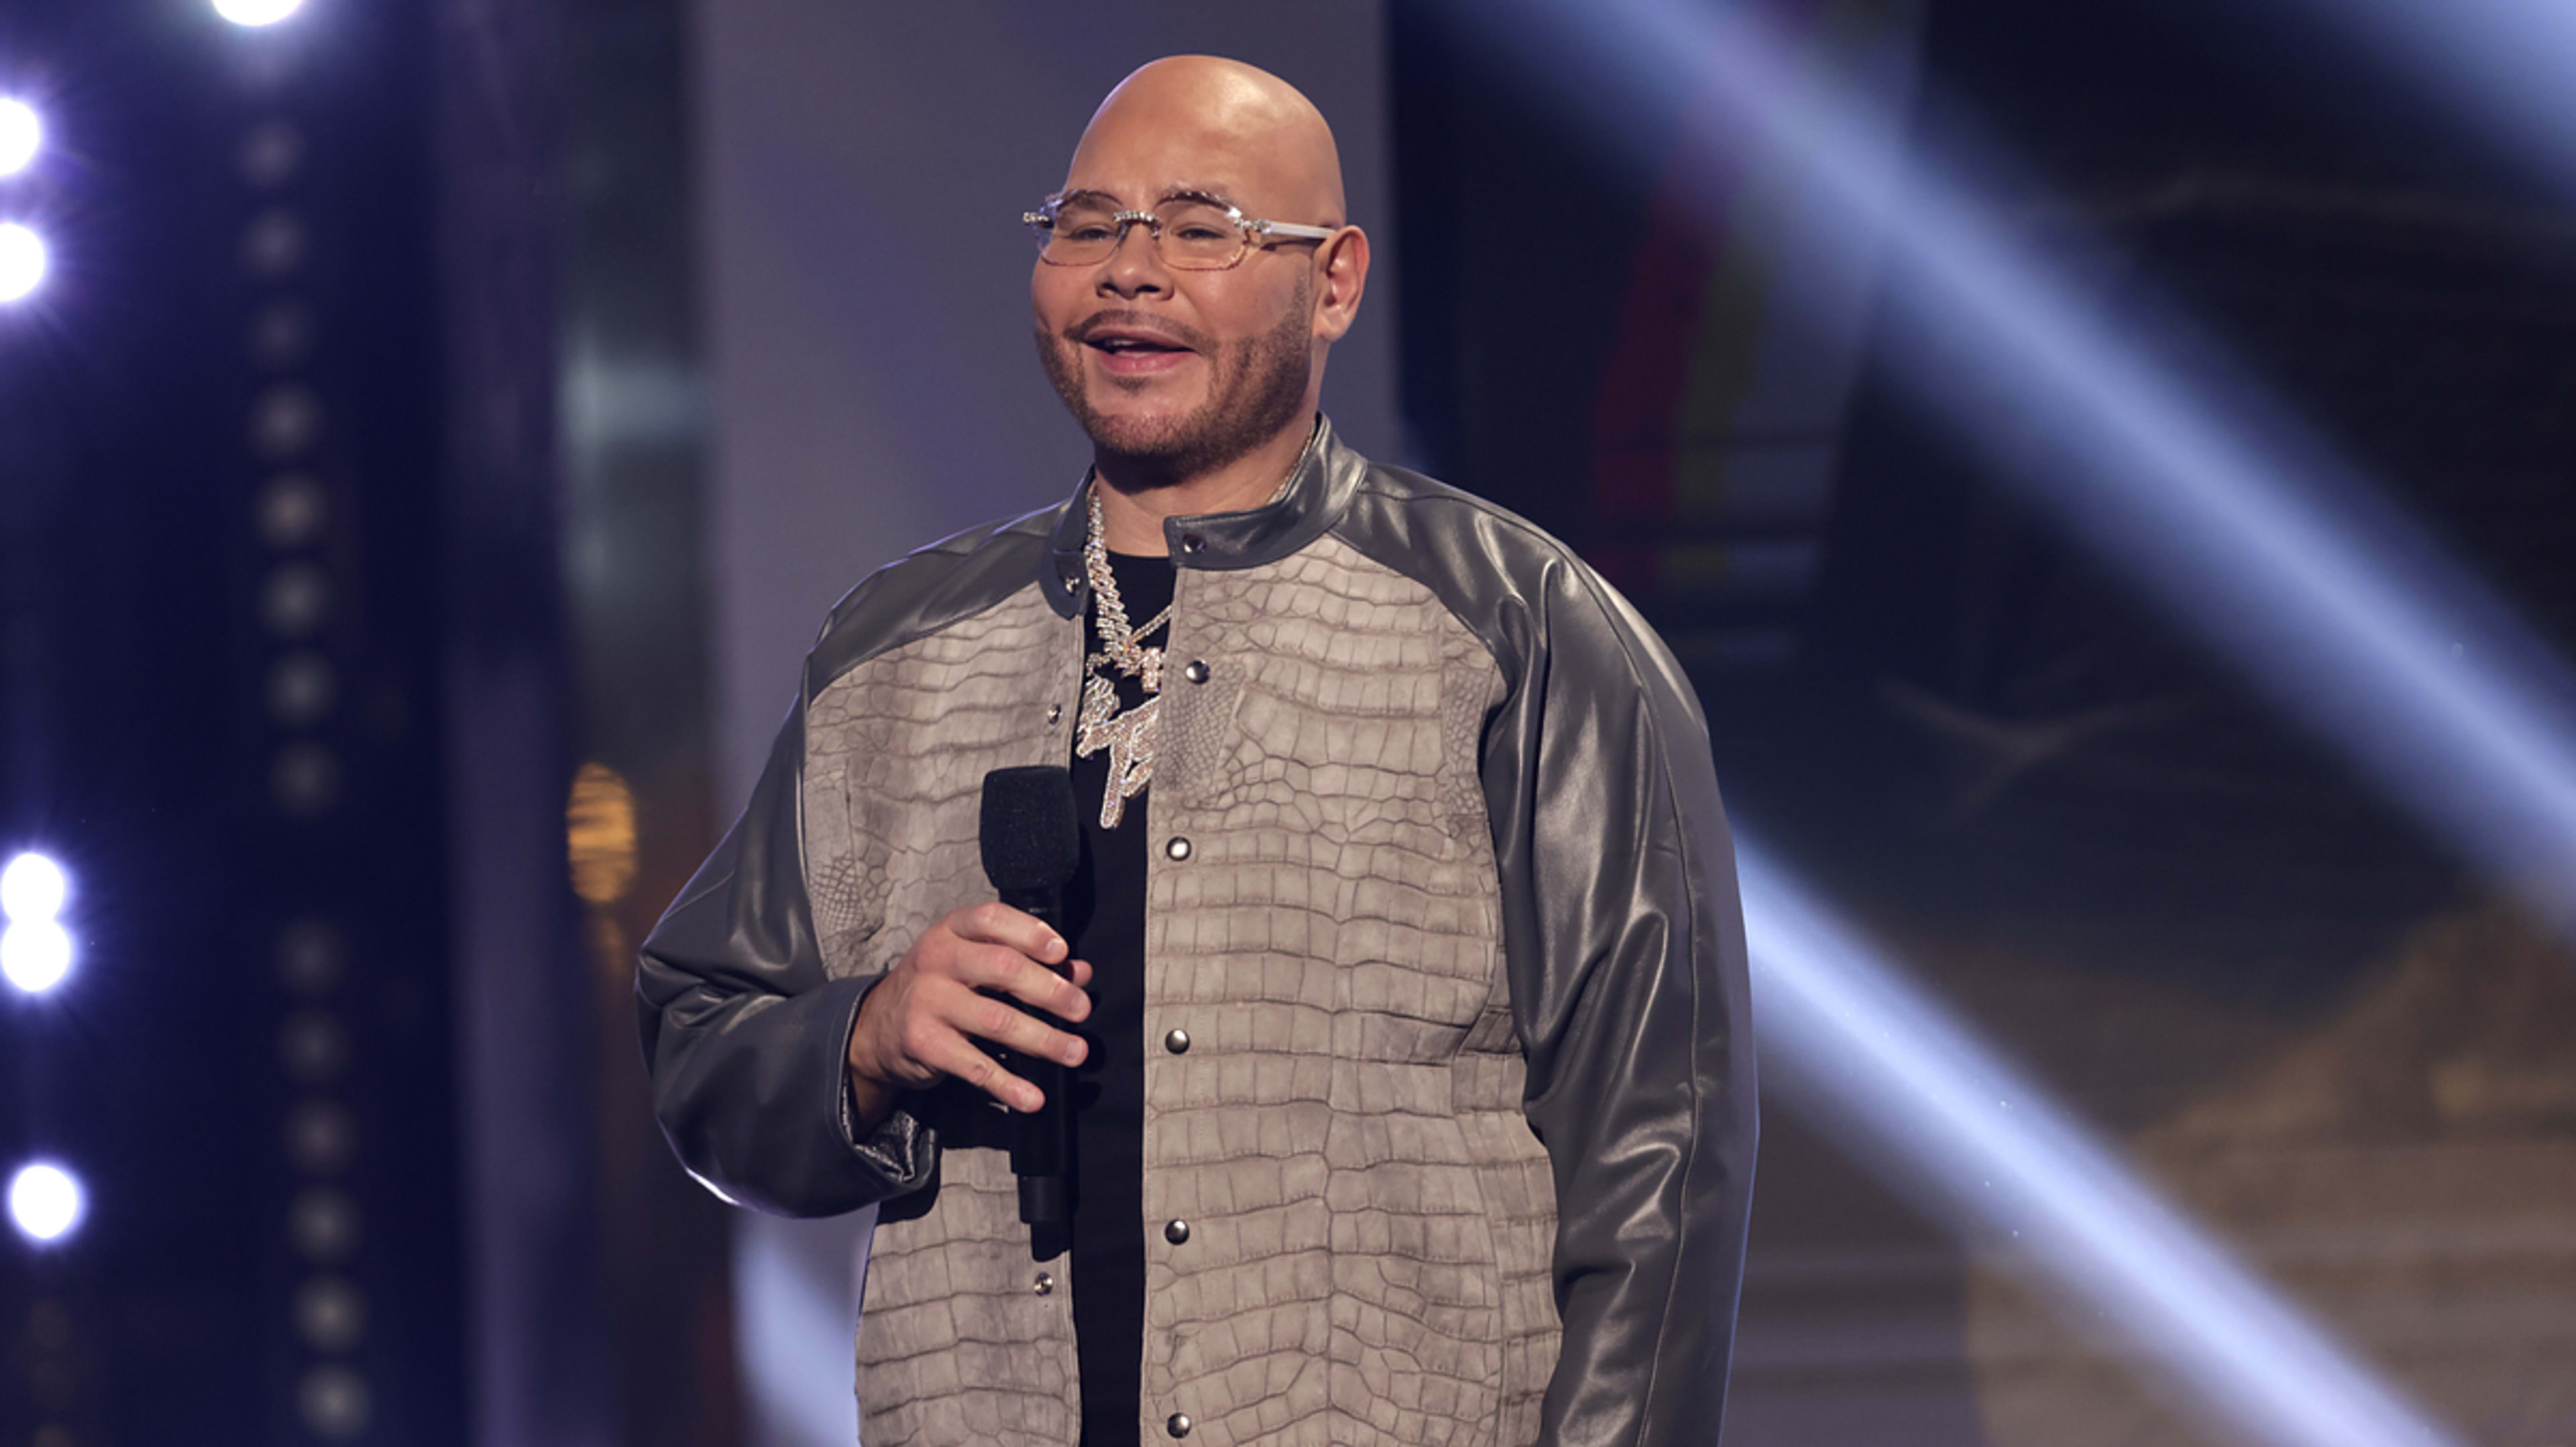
1089, 415, 1315, 556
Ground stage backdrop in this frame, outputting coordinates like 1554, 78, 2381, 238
683, 7, 1398, 1444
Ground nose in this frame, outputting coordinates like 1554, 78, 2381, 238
1097, 219, 1170, 301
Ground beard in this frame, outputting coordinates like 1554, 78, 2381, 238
1036, 272, 1314, 489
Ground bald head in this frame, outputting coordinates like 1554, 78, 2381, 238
1065, 56, 1346, 225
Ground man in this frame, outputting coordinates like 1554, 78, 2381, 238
639, 56, 1755, 1447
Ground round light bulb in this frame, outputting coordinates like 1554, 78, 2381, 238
0, 223, 46, 304
214, 0, 307, 25
0, 99, 38, 179
0, 852, 67, 922
1, 920, 73, 995
7, 1162, 85, 1245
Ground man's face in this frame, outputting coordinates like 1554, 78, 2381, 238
1032, 109, 1323, 484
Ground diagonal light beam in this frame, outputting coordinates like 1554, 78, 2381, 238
1741, 841, 2459, 1447
1454, 0, 2576, 932
2266, 0, 2576, 199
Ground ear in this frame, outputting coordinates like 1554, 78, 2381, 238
1310, 225, 1371, 343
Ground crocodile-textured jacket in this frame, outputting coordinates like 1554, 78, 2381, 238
638, 418, 1757, 1447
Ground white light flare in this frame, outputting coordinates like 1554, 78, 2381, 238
2, 853, 74, 995
7, 1161, 86, 1246
0, 222, 46, 303
1, 920, 72, 995
1472, 0, 2576, 930
0, 99, 38, 179
1739, 842, 2461, 1447
1, 852, 68, 922
214, 0, 308, 26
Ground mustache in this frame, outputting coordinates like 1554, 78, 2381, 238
1064, 310, 1217, 352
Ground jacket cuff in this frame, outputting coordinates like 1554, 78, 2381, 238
835, 977, 936, 1193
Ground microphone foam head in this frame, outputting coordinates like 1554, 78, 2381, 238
979, 765, 1081, 891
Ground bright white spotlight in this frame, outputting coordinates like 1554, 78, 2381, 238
0, 99, 38, 179
7, 1162, 85, 1245
214, 0, 307, 25
1, 920, 73, 994
0, 853, 67, 922
1738, 841, 2463, 1447
0, 223, 44, 303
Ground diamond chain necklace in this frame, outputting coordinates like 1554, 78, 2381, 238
1074, 490, 1169, 828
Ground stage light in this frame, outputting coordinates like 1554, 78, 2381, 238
1739, 840, 2461, 1447
214, 0, 307, 26
2278, 0, 2576, 198
1472, 0, 2576, 927
2, 919, 74, 995
0, 99, 38, 179
1, 852, 67, 922
7, 1162, 85, 1246
0, 222, 46, 303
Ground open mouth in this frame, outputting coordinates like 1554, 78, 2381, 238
1072, 315, 1207, 376
1093, 337, 1184, 356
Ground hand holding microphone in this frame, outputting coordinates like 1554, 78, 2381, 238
841, 766, 1091, 1153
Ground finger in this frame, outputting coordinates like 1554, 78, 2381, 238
1067, 958, 1094, 989
945, 985, 1089, 1067
918, 1028, 1047, 1113
949, 941, 1091, 1023
947, 900, 1069, 966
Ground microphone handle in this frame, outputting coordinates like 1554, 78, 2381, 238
998, 885, 1071, 1226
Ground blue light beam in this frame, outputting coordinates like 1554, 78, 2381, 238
2270, 0, 2576, 199
1741, 842, 2459, 1447
1465, 0, 2576, 932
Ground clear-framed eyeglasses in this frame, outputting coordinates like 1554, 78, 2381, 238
1023, 191, 1337, 271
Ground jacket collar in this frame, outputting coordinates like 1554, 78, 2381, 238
1040, 413, 1362, 619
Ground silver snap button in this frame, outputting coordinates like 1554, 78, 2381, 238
1164, 1218, 1191, 1245
1061, 574, 1081, 591
1182, 659, 1210, 684
1166, 1413, 1193, 1439
1046, 703, 1063, 724
1033, 1271, 1054, 1296
1179, 533, 1205, 553
1163, 1028, 1191, 1055
1164, 837, 1192, 861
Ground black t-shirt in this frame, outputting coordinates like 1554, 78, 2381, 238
1064, 549, 1169, 1447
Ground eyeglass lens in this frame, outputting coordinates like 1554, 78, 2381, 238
1038, 198, 1246, 268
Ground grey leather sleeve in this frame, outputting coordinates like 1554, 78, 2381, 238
1342, 476, 1760, 1446
1493, 557, 1758, 1447
635, 690, 935, 1218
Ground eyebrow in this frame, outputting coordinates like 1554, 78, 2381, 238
1054, 184, 1245, 211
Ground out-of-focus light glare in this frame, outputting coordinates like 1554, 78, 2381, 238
214, 0, 307, 25
1, 920, 73, 995
7, 1162, 85, 1245
0, 99, 38, 178
0, 223, 45, 303
0, 853, 67, 922
1739, 843, 2463, 1447
2283, 0, 2576, 198
1474, 0, 2576, 927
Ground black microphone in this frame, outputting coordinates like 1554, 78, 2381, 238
978, 765, 1082, 1228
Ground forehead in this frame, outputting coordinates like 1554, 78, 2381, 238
1061, 107, 1284, 213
